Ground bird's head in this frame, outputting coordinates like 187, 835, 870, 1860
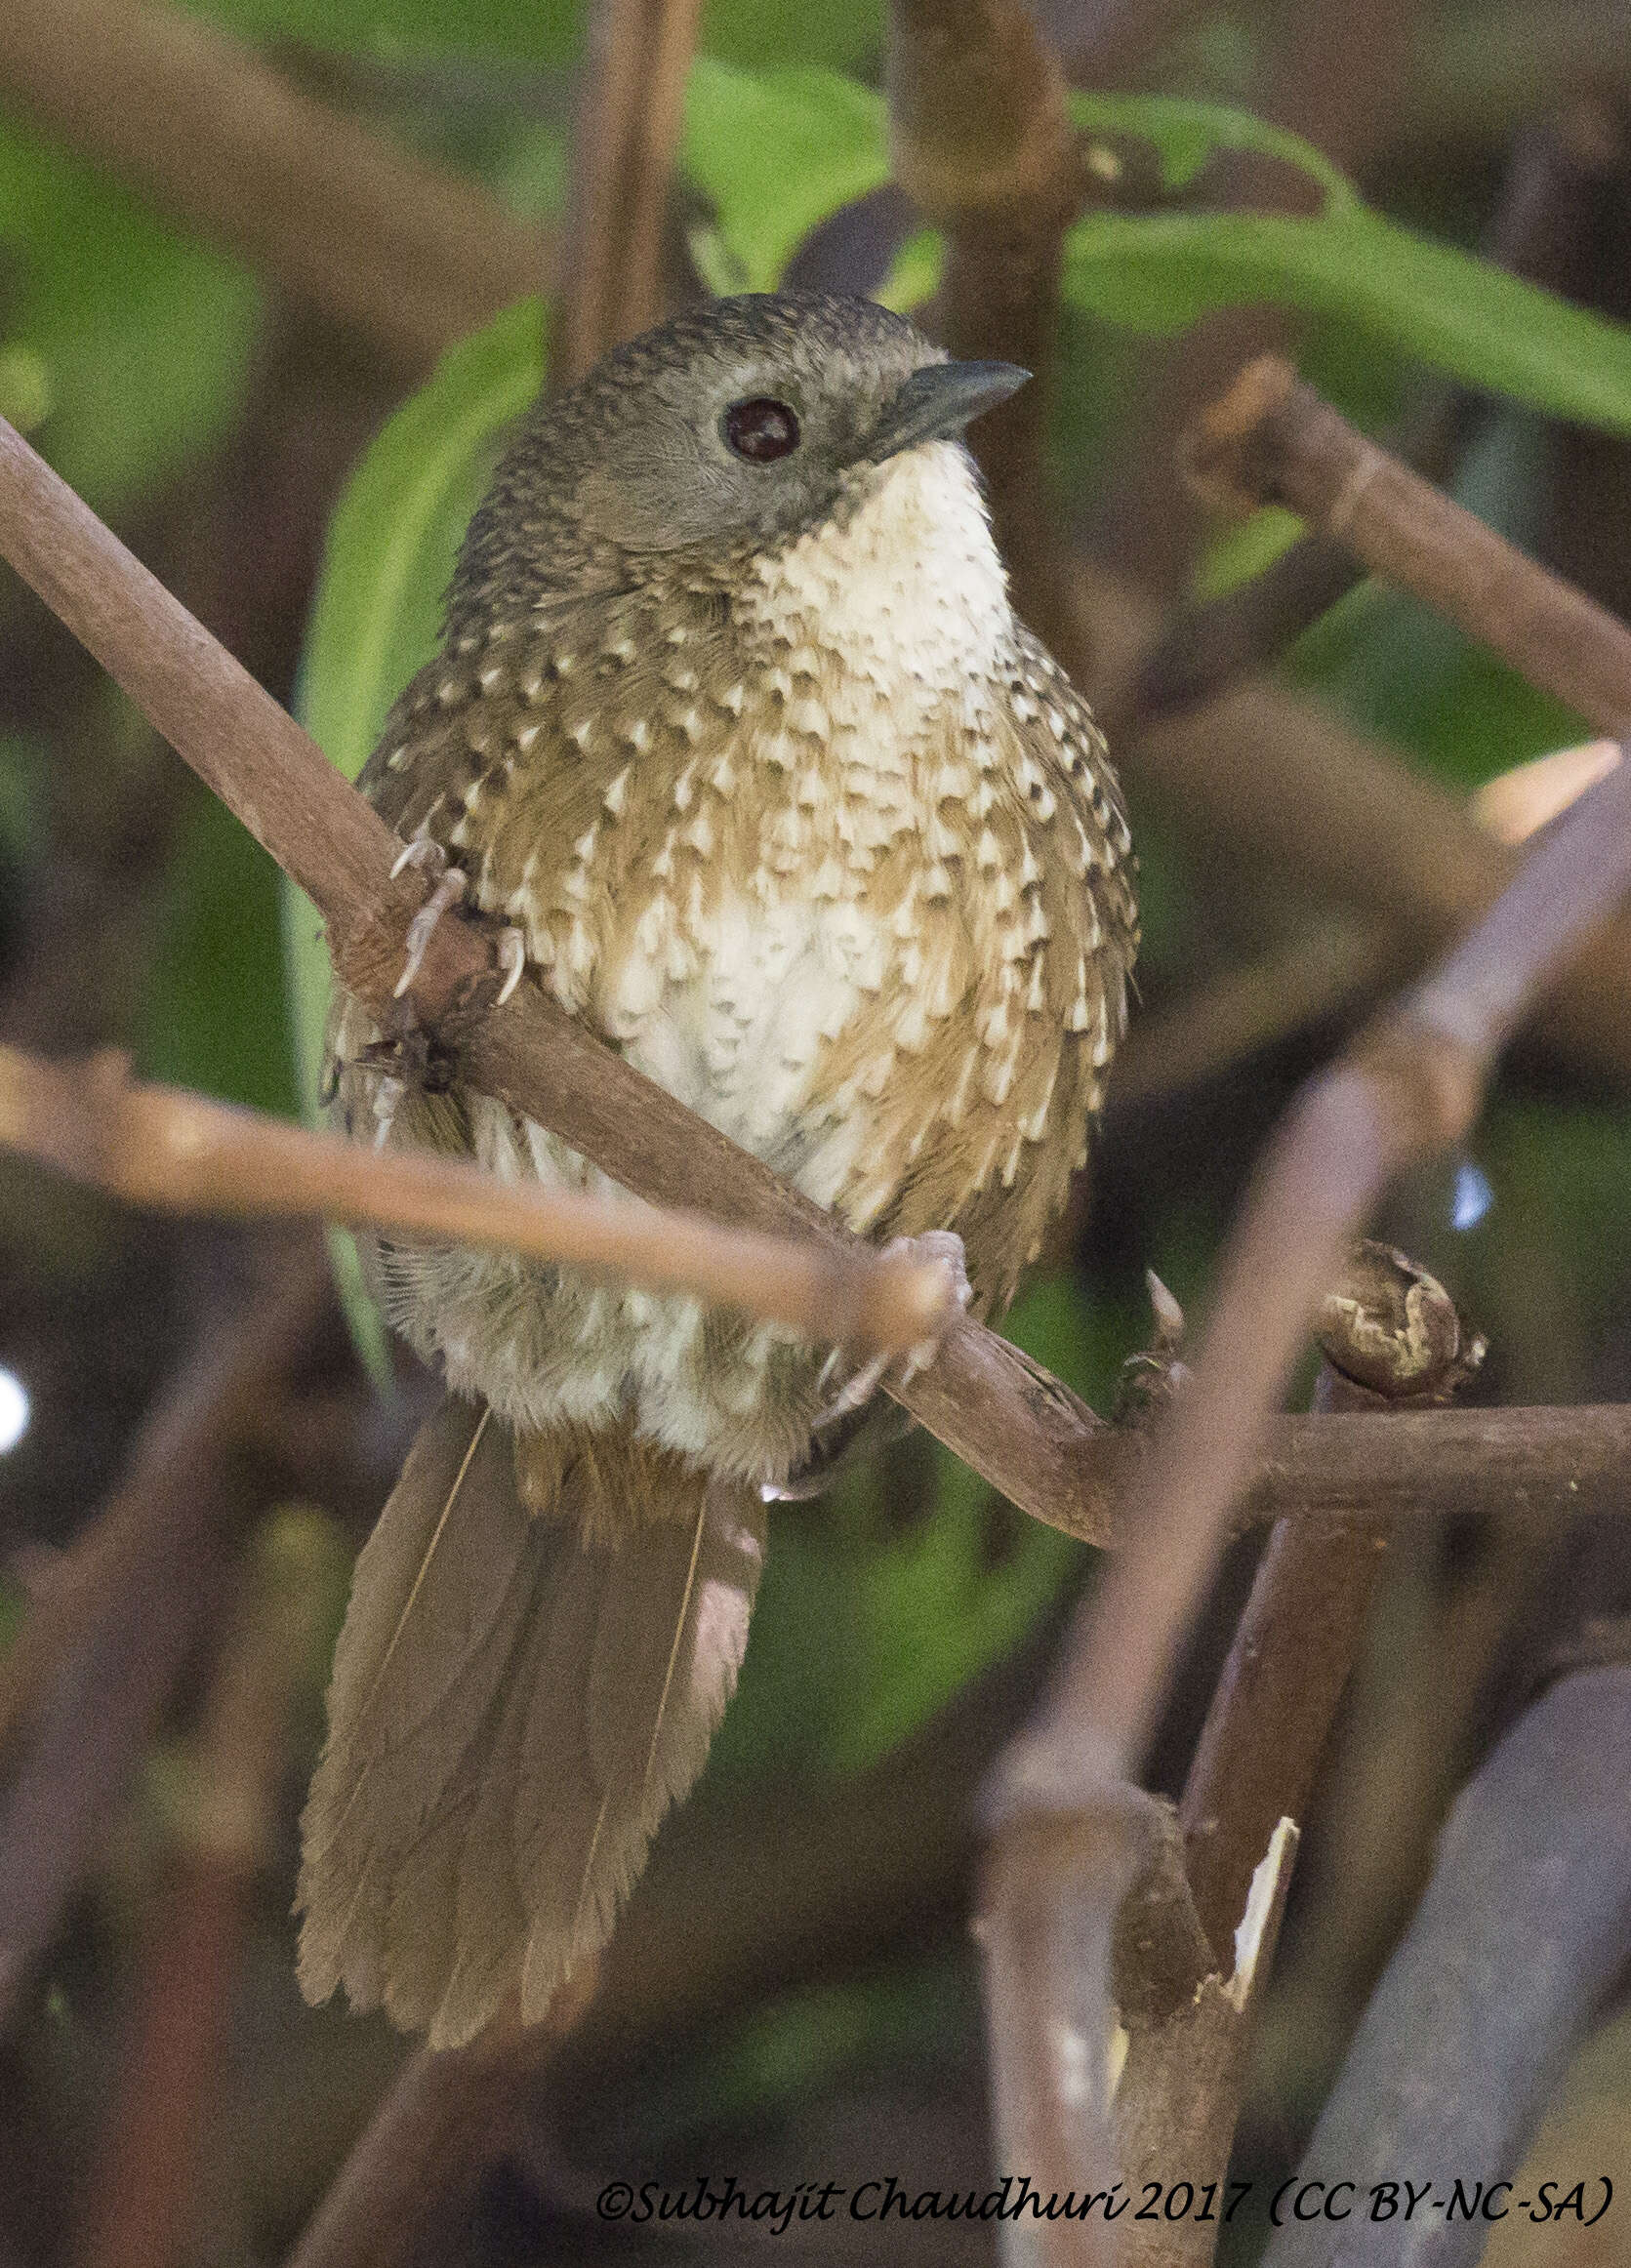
449, 291, 1027, 622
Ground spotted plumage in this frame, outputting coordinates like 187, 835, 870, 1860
301, 293, 1136, 2048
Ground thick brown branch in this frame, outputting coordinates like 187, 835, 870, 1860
1185, 357, 1631, 736
551, 0, 703, 388
1242, 1403, 1631, 1528
0, 0, 550, 373
1261, 1663, 1631, 2268
0, 1045, 952, 1357
1112, 1814, 1298, 2268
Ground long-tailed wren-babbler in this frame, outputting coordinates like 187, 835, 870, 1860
298, 292, 1138, 2047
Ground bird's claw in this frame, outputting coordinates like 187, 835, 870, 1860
494, 926, 527, 1007
393, 865, 469, 999
390, 834, 447, 883
817, 1230, 972, 1417
390, 836, 526, 1008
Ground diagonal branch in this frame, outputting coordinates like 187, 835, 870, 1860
1185, 355, 1631, 736
1048, 736, 1631, 1787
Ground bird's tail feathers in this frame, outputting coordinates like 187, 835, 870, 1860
296, 1397, 763, 2048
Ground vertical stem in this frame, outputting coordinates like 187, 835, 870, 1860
551, 0, 705, 390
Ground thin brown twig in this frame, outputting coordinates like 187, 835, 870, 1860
73, 1514, 338, 2268
1185, 357, 1631, 738
550, 0, 704, 390
0, 1044, 953, 1357
0, 0, 551, 374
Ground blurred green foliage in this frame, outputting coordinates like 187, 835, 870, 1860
173, 0, 884, 70
0, 121, 260, 514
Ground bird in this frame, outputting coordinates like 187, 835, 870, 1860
297, 290, 1138, 2050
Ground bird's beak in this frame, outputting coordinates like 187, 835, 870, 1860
867, 359, 1031, 461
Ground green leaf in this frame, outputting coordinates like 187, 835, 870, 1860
681, 59, 889, 293
298, 295, 547, 788
1068, 91, 1359, 209
139, 771, 299, 1117
1063, 205, 1631, 437
1194, 504, 1304, 601
288, 298, 546, 1386
875, 226, 943, 314
0, 121, 259, 512
702, 0, 882, 71
288, 292, 546, 1111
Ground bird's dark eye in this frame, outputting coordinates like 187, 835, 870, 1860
721, 397, 801, 464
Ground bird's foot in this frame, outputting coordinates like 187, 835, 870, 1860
388, 836, 528, 1007
818, 1230, 972, 1417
